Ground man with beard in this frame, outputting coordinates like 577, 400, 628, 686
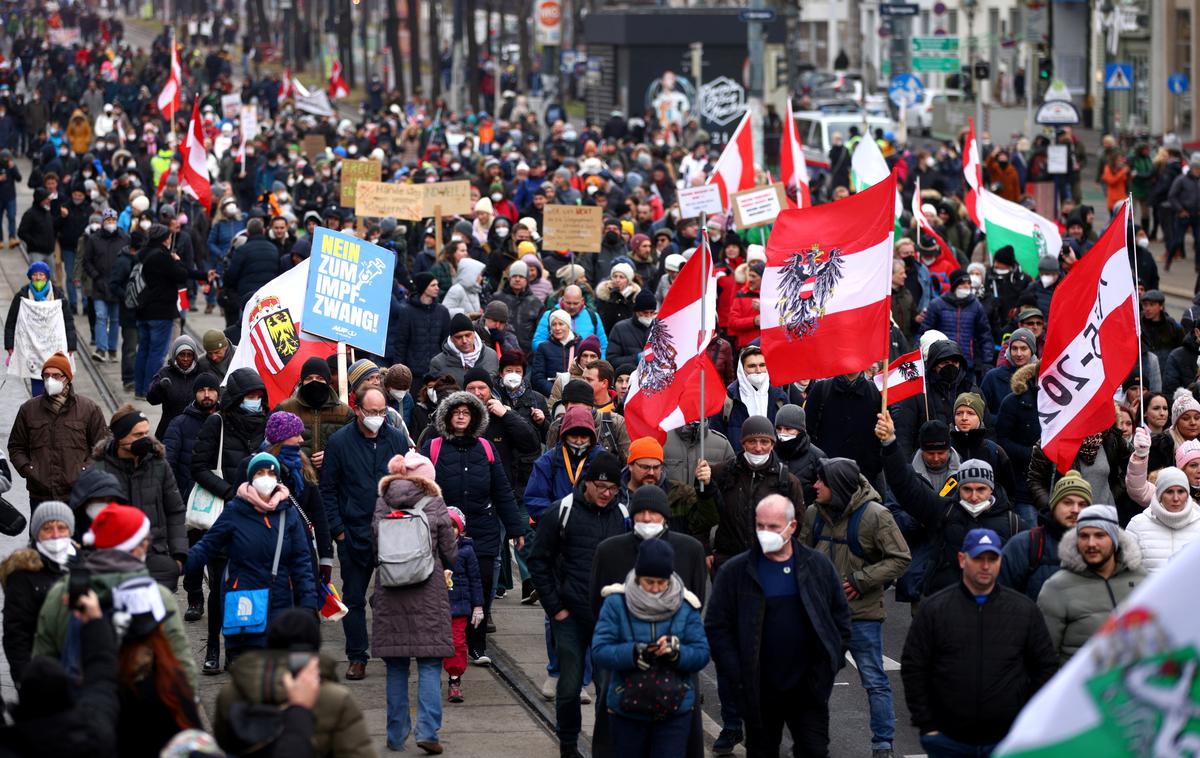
1037, 504, 1147, 663
164, 372, 221, 620
999, 471, 1091, 601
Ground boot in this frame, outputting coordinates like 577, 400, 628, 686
202, 643, 221, 675
184, 595, 204, 622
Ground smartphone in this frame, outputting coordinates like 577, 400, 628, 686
287, 651, 315, 676
68, 568, 92, 610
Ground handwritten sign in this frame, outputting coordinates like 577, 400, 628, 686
678, 184, 723, 218
221, 93, 243, 119
339, 159, 382, 208
303, 228, 396, 355
355, 181, 425, 220
731, 185, 787, 230
302, 133, 327, 161
543, 204, 604, 253
422, 180, 473, 216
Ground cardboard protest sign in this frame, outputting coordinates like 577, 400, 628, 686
339, 159, 382, 207
543, 205, 604, 253
354, 181, 425, 220
731, 185, 787, 229
422, 180, 473, 216
302, 133, 327, 161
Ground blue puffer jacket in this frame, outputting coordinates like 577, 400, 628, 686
320, 420, 411, 555
163, 402, 210, 499
591, 585, 710, 720
207, 216, 246, 261
524, 443, 602, 522
919, 292, 994, 369
184, 490, 319, 613
386, 290, 451, 376
447, 536, 485, 617
532, 304, 607, 356
421, 392, 527, 557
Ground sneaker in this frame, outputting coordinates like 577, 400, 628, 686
494, 586, 507, 599
134, 394, 146, 401
123, 383, 134, 393
184, 598, 204, 622
448, 677, 463, 703
712, 728, 744, 755
579, 687, 591, 704
871, 750, 895, 758
520, 585, 539, 605
108, 350, 117, 361
468, 650, 491, 667
91, 350, 106, 362
541, 675, 557, 700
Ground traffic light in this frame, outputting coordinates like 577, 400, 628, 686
1038, 57, 1053, 81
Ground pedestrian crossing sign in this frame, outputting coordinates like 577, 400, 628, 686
1105, 63, 1132, 91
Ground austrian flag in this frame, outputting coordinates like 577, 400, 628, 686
874, 349, 925, 404
1037, 203, 1139, 473
760, 174, 897, 382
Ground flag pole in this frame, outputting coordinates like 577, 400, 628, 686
169, 27, 177, 148
698, 211, 708, 492
1127, 196, 1145, 425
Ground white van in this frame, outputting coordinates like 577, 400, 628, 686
793, 110, 895, 173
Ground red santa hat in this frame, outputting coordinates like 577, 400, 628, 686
84, 503, 150, 552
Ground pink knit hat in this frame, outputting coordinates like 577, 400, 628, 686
1176, 439, 1200, 469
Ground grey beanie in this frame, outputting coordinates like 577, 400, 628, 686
30, 501, 75, 541
740, 415, 776, 442
957, 459, 995, 489
1007, 328, 1037, 361
775, 404, 806, 431
1076, 504, 1121, 546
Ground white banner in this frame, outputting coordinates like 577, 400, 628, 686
7, 298, 72, 380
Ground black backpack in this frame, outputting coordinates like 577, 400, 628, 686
810, 504, 869, 560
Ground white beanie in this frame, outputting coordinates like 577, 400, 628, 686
611, 262, 634, 281
474, 196, 494, 215
1156, 466, 1190, 501
746, 244, 767, 265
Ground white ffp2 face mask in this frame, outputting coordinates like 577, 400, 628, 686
252, 476, 277, 498
37, 537, 75, 566
756, 529, 785, 554
745, 451, 771, 467
776, 432, 797, 443
362, 415, 385, 433
502, 372, 522, 390
747, 373, 769, 390
44, 377, 66, 396
389, 389, 408, 403
633, 522, 664, 540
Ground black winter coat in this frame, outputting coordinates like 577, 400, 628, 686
190, 369, 268, 500
108, 250, 138, 327
81, 227, 129, 301
995, 363, 1040, 505
88, 439, 188, 560
804, 374, 884, 482
1164, 333, 1200, 396
950, 428, 1016, 500
893, 340, 981, 460
481, 405, 542, 502
527, 479, 630, 624
386, 291, 451, 376
319, 420, 410, 556
225, 235, 281, 314
605, 316, 649, 372
704, 453, 805, 568
489, 284, 545, 355
705, 538, 851, 725
163, 402, 210, 498
17, 205, 56, 254
146, 364, 200, 439
0, 548, 67, 684
901, 582, 1057, 744
881, 440, 1024, 596
777, 433, 826, 506
531, 336, 578, 397
135, 245, 188, 321
421, 392, 526, 557
588, 531, 708, 618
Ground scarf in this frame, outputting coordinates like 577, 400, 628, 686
1150, 496, 1200, 531
237, 480, 291, 513
1077, 433, 1103, 466
737, 361, 770, 419
29, 282, 50, 302
277, 445, 305, 497
623, 569, 684, 622
446, 332, 483, 368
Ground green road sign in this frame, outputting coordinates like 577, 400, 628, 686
913, 57, 961, 72
912, 36, 959, 52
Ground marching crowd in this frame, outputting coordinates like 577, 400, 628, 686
1, 5, 1200, 758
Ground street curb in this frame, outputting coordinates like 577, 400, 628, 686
488, 643, 590, 757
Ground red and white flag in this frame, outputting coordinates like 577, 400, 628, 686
962, 117, 984, 227
624, 238, 725, 443
329, 60, 350, 99
1037, 203, 1138, 473
179, 96, 212, 214
780, 98, 810, 208
911, 176, 957, 266
279, 68, 311, 100
156, 33, 182, 121
873, 348, 925, 405
223, 259, 338, 407
760, 173, 896, 382
706, 110, 755, 209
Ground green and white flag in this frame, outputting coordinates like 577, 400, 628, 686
976, 188, 1062, 277
995, 542, 1200, 757
849, 135, 902, 233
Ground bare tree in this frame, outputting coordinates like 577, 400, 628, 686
407, 0, 422, 96
429, 0, 441, 100
465, 0, 481, 111
387, 0, 406, 95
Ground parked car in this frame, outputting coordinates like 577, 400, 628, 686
905, 88, 966, 135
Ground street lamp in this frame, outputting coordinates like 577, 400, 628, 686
1101, 0, 1114, 134
962, 0, 982, 129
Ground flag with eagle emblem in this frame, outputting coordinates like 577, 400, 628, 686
873, 348, 925, 404
760, 174, 896, 382
623, 238, 724, 443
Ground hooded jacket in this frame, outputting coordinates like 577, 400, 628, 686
33, 548, 197, 689
1124, 494, 1200, 572
489, 282, 545, 354
274, 386, 354, 458
191, 368, 268, 500
136, 240, 189, 321
1, 548, 68, 684
893, 340, 982, 460
146, 334, 202, 439
998, 517, 1068, 601
8, 384, 107, 504
88, 437, 187, 560
800, 461, 912, 620
214, 651, 374, 758
776, 431, 826, 506
1037, 528, 1146, 662
427, 331, 500, 388
387, 289, 451, 375
422, 392, 525, 557
442, 257, 487, 317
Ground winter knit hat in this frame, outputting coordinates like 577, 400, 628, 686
385, 363, 412, 391
412, 271, 436, 295
446, 505, 466, 533
775, 404, 806, 431
83, 503, 150, 550
448, 312, 475, 336
610, 262, 635, 282
508, 259, 530, 278
954, 393, 986, 424
956, 459, 995, 489
1177, 439, 1200, 469
346, 359, 380, 391
1172, 391, 1200, 427
247, 452, 280, 479
30, 501, 75, 540
403, 450, 437, 481
193, 372, 220, 394
549, 308, 572, 328
27, 260, 51, 280
1076, 504, 1121, 546
202, 329, 228, 351
563, 379, 594, 406
42, 352, 73, 382
635, 537, 675, 579
301, 355, 332, 382
265, 411, 305, 445
463, 367, 492, 389
1050, 469, 1093, 507
578, 334, 602, 357
483, 299, 509, 322
1156, 466, 1190, 500
629, 486, 670, 520
585, 451, 623, 483
634, 289, 658, 312
627, 436, 664, 464
741, 415, 776, 442
1007, 328, 1037, 361
918, 420, 951, 451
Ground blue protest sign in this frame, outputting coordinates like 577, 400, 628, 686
303, 227, 396, 355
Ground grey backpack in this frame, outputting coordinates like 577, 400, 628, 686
378, 495, 437, 587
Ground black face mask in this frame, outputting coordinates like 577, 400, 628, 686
300, 380, 330, 407
936, 364, 961, 385
129, 437, 155, 459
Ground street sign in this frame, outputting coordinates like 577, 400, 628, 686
1169, 72, 1190, 95
912, 36, 959, 52
1104, 63, 1132, 91
914, 57, 960, 73
888, 73, 925, 108
1036, 99, 1081, 126
880, 3, 919, 17
738, 8, 776, 22
912, 36, 959, 72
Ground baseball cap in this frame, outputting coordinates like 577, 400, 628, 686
961, 528, 1003, 557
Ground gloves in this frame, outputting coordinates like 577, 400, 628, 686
633, 643, 652, 670
471, 607, 484, 627
1133, 426, 1151, 459
320, 564, 333, 586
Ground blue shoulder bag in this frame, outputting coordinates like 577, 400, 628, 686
223, 509, 287, 636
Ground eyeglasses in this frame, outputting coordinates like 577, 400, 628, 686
591, 483, 619, 495
360, 409, 388, 418
42, 371, 67, 381
632, 461, 662, 472
451, 408, 473, 417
